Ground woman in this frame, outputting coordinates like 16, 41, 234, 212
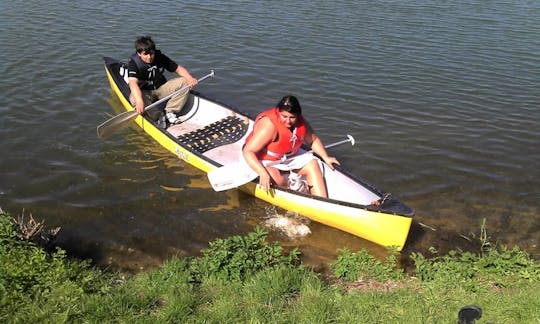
242, 95, 339, 197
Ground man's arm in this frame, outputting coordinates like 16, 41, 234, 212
128, 77, 145, 114
175, 65, 198, 88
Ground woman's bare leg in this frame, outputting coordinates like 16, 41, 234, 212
299, 159, 327, 198
266, 166, 288, 187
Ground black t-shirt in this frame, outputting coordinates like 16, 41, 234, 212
127, 50, 178, 90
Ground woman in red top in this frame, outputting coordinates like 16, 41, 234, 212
243, 95, 339, 197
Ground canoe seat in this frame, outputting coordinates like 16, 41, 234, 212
176, 116, 249, 154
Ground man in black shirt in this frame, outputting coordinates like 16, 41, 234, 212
127, 36, 198, 124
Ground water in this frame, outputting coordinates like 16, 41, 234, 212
1, 0, 538, 271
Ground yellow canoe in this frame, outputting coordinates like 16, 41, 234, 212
102, 57, 414, 251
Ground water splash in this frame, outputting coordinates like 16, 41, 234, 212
262, 207, 311, 239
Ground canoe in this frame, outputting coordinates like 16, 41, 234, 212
102, 57, 414, 251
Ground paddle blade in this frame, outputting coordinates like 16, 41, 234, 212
207, 163, 258, 191
97, 110, 139, 138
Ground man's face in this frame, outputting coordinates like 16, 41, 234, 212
138, 49, 155, 64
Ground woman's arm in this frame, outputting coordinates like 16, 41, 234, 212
304, 122, 340, 169
242, 117, 276, 191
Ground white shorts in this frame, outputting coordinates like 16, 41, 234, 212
261, 152, 316, 171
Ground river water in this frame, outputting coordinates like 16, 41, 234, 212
1, 1, 538, 271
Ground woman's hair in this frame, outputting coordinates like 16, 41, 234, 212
135, 36, 156, 53
276, 95, 302, 116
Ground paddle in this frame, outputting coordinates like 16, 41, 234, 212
96, 70, 215, 138
208, 134, 355, 191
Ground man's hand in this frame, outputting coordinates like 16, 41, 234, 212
135, 100, 145, 114
187, 76, 198, 88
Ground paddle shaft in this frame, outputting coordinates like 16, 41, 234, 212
315, 134, 355, 151
140, 70, 214, 114
265, 134, 355, 167
97, 70, 214, 138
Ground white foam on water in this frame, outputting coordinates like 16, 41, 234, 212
262, 208, 311, 239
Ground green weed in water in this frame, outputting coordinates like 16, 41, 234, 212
411, 220, 540, 292
0, 210, 116, 322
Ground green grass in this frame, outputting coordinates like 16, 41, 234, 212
1, 210, 539, 323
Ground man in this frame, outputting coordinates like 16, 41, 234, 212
127, 36, 198, 124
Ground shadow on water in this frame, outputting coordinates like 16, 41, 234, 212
401, 219, 482, 272
44, 201, 530, 276
405, 219, 482, 255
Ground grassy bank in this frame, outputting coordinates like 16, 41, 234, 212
1, 210, 539, 323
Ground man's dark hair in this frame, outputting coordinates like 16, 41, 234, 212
276, 95, 302, 116
135, 36, 156, 53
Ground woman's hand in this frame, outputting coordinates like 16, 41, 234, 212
324, 156, 340, 170
258, 171, 272, 192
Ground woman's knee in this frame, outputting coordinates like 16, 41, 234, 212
301, 160, 322, 177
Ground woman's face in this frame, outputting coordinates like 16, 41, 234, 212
279, 110, 298, 128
